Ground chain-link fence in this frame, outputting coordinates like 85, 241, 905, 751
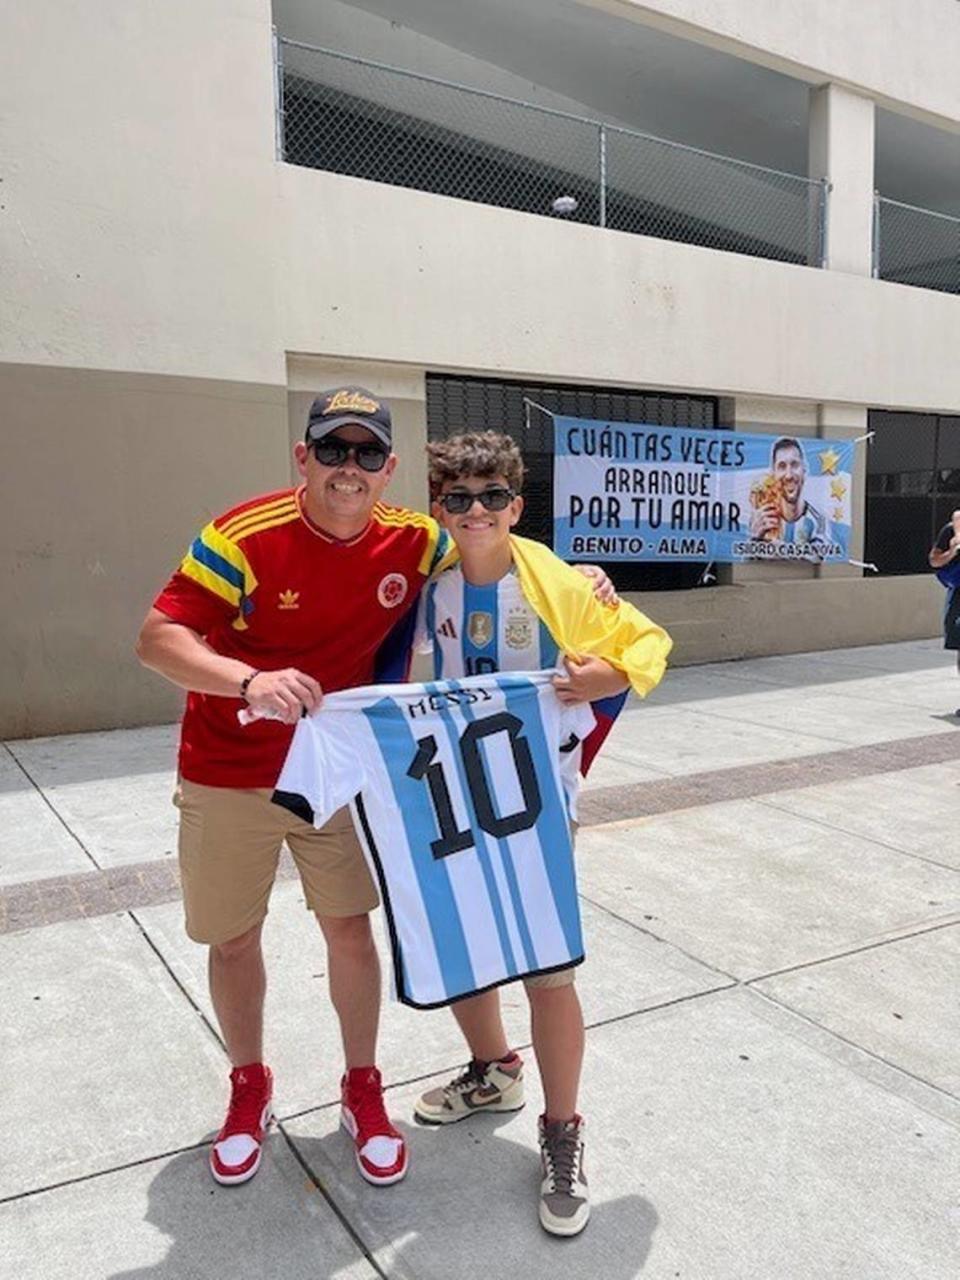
278, 39, 827, 269
874, 196, 960, 295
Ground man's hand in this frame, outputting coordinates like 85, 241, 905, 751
575, 563, 619, 606
244, 668, 323, 724
749, 503, 780, 539
552, 654, 629, 705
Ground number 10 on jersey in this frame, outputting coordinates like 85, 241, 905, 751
407, 711, 543, 859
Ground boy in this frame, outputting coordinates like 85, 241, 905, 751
413, 432, 671, 1236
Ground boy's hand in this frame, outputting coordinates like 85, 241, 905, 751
575, 563, 619, 606
553, 654, 629, 704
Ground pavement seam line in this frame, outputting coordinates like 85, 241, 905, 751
0, 741, 102, 872
0, 1139, 212, 1206
744, 985, 960, 1127
754, 796, 960, 875
276, 980, 739, 1127
660, 695, 958, 752
577, 890, 738, 982
128, 908, 229, 1057
679, 664, 960, 714
276, 1124, 391, 1280
742, 916, 960, 986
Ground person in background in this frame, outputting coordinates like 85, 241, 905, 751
928, 508, 960, 715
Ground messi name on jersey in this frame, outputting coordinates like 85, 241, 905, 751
273, 673, 595, 1008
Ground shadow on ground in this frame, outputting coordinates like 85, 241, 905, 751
108, 1121, 659, 1280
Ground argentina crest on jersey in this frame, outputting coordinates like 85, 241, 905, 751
273, 673, 595, 1008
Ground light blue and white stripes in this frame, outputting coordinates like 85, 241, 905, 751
273, 673, 593, 1007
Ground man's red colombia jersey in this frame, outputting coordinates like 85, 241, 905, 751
153, 487, 449, 787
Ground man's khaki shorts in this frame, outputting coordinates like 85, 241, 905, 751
174, 779, 378, 945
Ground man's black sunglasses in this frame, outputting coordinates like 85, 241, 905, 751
437, 487, 515, 514
312, 438, 389, 472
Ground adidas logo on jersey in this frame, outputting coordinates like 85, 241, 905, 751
278, 589, 300, 610
437, 618, 457, 639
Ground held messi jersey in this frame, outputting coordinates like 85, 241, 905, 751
273, 674, 595, 1008
152, 488, 449, 788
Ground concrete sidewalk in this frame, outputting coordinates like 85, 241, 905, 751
2, 640, 959, 1279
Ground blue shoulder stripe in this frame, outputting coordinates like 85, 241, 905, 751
190, 537, 245, 590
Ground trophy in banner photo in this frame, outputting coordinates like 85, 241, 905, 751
749, 473, 784, 541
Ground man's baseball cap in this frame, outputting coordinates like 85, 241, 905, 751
306, 386, 392, 450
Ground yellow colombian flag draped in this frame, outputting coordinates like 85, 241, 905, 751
508, 535, 672, 696
436, 534, 672, 697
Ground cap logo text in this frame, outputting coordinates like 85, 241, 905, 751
325, 390, 379, 416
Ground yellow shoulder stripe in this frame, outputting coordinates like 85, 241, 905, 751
227, 503, 299, 543
220, 495, 297, 541
416, 523, 443, 577
373, 504, 434, 531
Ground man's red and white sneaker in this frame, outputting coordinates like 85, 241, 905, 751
209, 1063, 274, 1186
340, 1067, 408, 1186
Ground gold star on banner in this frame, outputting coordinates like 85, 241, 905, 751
819, 448, 841, 475
830, 477, 847, 501
833, 507, 845, 522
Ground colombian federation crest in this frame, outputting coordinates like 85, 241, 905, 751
467, 611, 494, 648
504, 609, 533, 650
377, 573, 408, 609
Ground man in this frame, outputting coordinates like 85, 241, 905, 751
928, 509, 960, 714
749, 436, 829, 558
136, 387, 612, 1191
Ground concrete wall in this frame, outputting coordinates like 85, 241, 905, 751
0, 0, 282, 384
0, 364, 288, 738
277, 166, 960, 415
627, 574, 943, 666
0, 0, 956, 736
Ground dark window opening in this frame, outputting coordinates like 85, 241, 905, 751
865, 410, 960, 574
425, 373, 721, 592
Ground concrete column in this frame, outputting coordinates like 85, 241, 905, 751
815, 402, 868, 579
808, 83, 876, 276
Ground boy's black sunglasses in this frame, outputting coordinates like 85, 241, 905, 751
437, 487, 515, 514
311, 438, 389, 472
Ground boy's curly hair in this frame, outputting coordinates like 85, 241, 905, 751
426, 431, 525, 497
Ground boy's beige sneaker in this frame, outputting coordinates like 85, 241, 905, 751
538, 1114, 590, 1237
414, 1054, 525, 1124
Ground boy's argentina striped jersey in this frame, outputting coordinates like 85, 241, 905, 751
418, 566, 558, 678
273, 673, 595, 1008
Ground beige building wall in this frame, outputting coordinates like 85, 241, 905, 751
276, 167, 960, 415
625, 574, 944, 667
0, 0, 954, 736
0, 364, 288, 737
602, 0, 960, 129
